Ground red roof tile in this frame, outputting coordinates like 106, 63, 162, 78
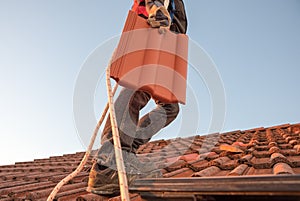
273, 162, 294, 175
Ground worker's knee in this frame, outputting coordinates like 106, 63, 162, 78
158, 102, 180, 118
168, 103, 180, 116
163, 103, 179, 126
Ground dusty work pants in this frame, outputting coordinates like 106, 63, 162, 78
99, 88, 179, 157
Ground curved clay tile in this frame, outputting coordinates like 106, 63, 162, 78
270, 153, 291, 167
269, 146, 281, 154
219, 144, 243, 153
227, 164, 249, 176
192, 166, 221, 177
294, 144, 300, 154
273, 162, 294, 175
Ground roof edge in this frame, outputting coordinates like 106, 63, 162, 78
130, 175, 300, 197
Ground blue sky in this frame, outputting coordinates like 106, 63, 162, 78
1, 0, 300, 165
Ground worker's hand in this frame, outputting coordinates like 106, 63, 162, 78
147, 15, 162, 28
147, 6, 171, 30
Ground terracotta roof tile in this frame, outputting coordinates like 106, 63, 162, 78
270, 153, 291, 166
55, 186, 87, 200
294, 144, 300, 151
227, 164, 249, 176
273, 163, 294, 175
108, 193, 145, 201
179, 153, 199, 162
289, 155, 300, 167
163, 167, 192, 178
76, 193, 108, 201
209, 156, 230, 166
192, 166, 221, 177
269, 147, 281, 155
293, 167, 300, 174
251, 157, 271, 169
164, 159, 186, 172
238, 154, 253, 164
279, 143, 293, 149
0, 180, 36, 190
247, 167, 273, 175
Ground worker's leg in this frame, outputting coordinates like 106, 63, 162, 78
132, 101, 179, 152
98, 88, 151, 160
88, 88, 152, 195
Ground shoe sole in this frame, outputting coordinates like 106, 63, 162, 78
86, 184, 120, 195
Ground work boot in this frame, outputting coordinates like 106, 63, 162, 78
123, 152, 161, 176
87, 155, 162, 196
87, 163, 120, 195
87, 162, 160, 196
96, 147, 160, 176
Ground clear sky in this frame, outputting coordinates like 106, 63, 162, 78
1, 0, 300, 165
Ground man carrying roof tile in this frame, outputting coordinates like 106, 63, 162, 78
87, 0, 187, 196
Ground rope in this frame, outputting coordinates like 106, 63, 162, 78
46, 49, 127, 200
46, 84, 118, 201
106, 66, 130, 201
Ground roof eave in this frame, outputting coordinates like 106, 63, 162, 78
130, 174, 300, 200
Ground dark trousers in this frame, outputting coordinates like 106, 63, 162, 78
99, 88, 179, 156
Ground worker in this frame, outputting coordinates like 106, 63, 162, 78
87, 0, 187, 195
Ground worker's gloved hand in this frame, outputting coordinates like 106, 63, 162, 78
147, 7, 171, 28
146, 0, 171, 32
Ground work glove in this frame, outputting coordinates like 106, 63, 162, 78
145, 0, 171, 32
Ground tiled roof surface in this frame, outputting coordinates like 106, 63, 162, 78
137, 123, 300, 178
1, 123, 300, 200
